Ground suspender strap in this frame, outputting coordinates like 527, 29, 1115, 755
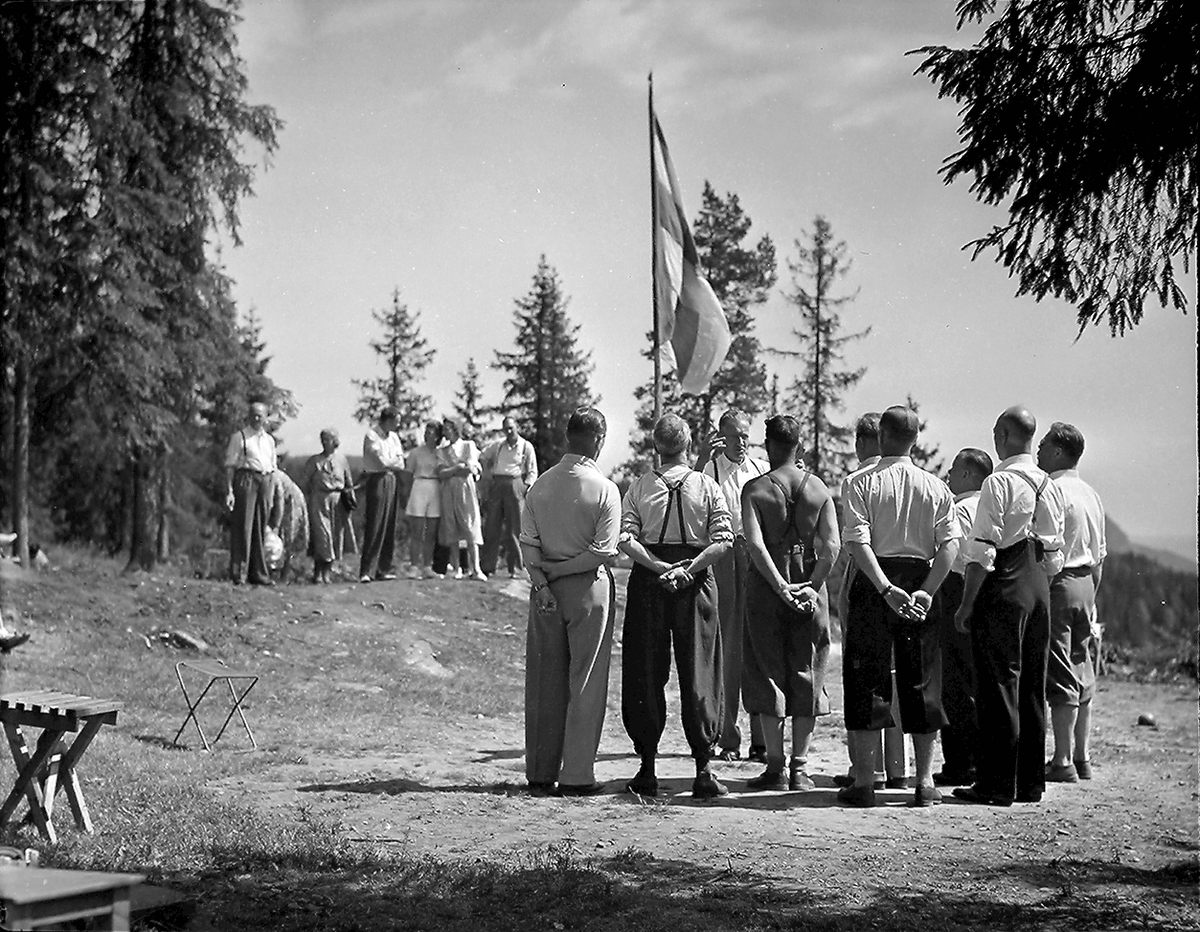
653, 471, 690, 547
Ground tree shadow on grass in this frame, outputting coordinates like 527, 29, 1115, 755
186, 841, 1200, 932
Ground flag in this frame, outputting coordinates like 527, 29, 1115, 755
652, 112, 730, 396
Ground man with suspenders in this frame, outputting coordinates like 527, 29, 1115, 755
620, 415, 734, 799
954, 406, 1065, 806
694, 409, 770, 763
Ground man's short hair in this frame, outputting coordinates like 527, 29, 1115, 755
567, 406, 606, 443
879, 406, 919, 445
652, 414, 691, 455
764, 414, 801, 447
380, 406, 399, 423
424, 420, 444, 441
718, 408, 749, 431
855, 412, 881, 443
955, 447, 993, 480
1045, 421, 1085, 464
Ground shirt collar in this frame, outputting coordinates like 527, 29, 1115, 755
860, 456, 881, 468
878, 455, 913, 466
719, 451, 746, 467
1050, 468, 1079, 479
560, 453, 596, 470
954, 489, 981, 503
998, 453, 1035, 469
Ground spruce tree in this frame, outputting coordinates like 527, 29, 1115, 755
623, 184, 775, 478
353, 288, 435, 434
493, 256, 595, 470
775, 216, 870, 485
453, 357, 488, 439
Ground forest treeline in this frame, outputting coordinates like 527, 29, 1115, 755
1096, 552, 1198, 672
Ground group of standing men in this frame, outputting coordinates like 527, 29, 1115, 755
521, 401, 1105, 808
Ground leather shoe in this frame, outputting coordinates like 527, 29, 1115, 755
746, 745, 768, 764
1044, 762, 1079, 783
952, 785, 1013, 807
692, 771, 729, 799
0, 632, 31, 653
527, 781, 555, 796
885, 776, 909, 790
1073, 759, 1093, 780
626, 766, 658, 798
745, 769, 787, 791
836, 784, 876, 808
789, 767, 815, 791
832, 773, 885, 790
911, 784, 942, 807
556, 782, 606, 797
933, 769, 975, 787
1016, 787, 1044, 803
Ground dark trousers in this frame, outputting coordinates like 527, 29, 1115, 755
481, 477, 525, 574
621, 544, 723, 764
714, 538, 763, 750
970, 540, 1051, 802
359, 472, 399, 579
230, 470, 274, 584
938, 571, 977, 777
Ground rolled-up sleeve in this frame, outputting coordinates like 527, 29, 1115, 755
704, 478, 733, 544
963, 478, 1005, 572
932, 488, 959, 549
842, 478, 872, 547
590, 485, 621, 557
619, 485, 643, 545
519, 496, 544, 566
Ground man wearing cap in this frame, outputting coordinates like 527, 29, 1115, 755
954, 406, 1065, 807
694, 408, 771, 763
225, 400, 278, 586
482, 416, 539, 578
934, 447, 994, 787
840, 405, 960, 808
1038, 422, 1105, 784
740, 415, 840, 791
520, 407, 621, 796
359, 407, 406, 583
620, 414, 734, 800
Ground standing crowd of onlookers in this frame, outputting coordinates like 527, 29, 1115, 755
223, 402, 537, 586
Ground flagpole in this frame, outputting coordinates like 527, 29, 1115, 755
648, 72, 662, 427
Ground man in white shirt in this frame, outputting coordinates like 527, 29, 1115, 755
482, 417, 539, 578
934, 447, 993, 787
840, 406, 959, 808
359, 407, 406, 582
694, 409, 770, 762
1038, 422, 1106, 783
954, 407, 1065, 807
520, 407, 621, 796
224, 400, 278, 586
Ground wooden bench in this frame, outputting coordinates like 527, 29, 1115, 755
0, 866, 144, 931
0, 691, 123, 843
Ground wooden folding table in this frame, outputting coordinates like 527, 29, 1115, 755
0, 691, 123, 844
0, 866, 144, 931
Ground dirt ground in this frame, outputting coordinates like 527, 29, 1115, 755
204, 573, 1199, 922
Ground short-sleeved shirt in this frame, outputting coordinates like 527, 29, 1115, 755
703, 453, 770, 535
520, 454, 620, 564
842, 456, 958, 561
963, 453, 1066, 575
1051, 468, 1106, 569
405, 445, 441, 480
225, 427, 276, 474
362, 428, 404, 473
949, 490, 982, 575
620, 464, 733, 548
486, 437, 538, 485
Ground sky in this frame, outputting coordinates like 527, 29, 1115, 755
222, 0, 1197, 556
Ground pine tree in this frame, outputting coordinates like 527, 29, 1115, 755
623, 184, 776, 478
453, 358, 488, 440
775, 216, 870, 485
493, 256, 595, 470
353, 288, 435, 434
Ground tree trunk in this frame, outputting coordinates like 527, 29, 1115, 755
156, 464, 170, 562
12, 352, 30, 569
125, 445, 161, 572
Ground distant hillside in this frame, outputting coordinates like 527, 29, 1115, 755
1107, 517, 1197, 573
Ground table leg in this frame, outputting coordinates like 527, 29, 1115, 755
1, 723, 62, 843
51, 716, 106, 834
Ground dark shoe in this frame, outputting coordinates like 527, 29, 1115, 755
626, 766, 658, 798
250, 577, 274, 587
556, 782, 606, 797
527, 781, 555, 796
1016, 789, 1044, 803
833, 773, 885, 790
745, 769, 787, 791
933, 769, 975, 787
715, 748, 741, 762
789, 766, 815, 792
1044, 762, 1079, 783
0, 632, 30, 653
1073, 759, 1093, 780
692, 771, 729, 800
952, 785, 1013, 807
885, 776, 909, 790
836, 784, 877, 808
746, 745, 768, 764
911, 784, 942, 808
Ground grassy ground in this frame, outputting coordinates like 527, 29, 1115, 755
0, 548, 1196, 931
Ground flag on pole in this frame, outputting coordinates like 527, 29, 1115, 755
651, 112, 730, 396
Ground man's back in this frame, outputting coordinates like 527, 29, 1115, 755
746, 465, 830, 550
524, 455, 619, 562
